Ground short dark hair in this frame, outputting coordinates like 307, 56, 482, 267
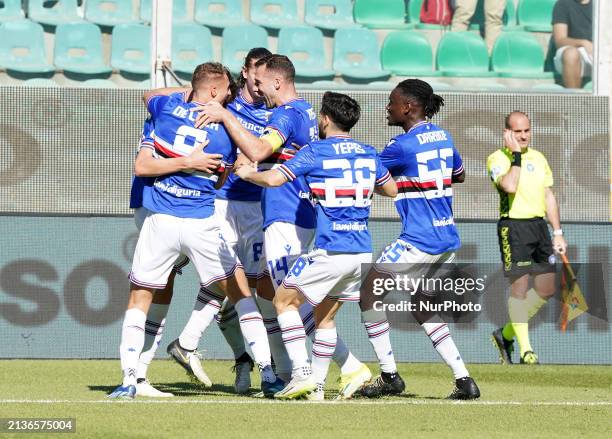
320, 91, 361, 132
191, 62, 228, 89
254, 54, 295, 81
505, 111, 529, 129
395, 78, 444, 119
236, 47, 272, 87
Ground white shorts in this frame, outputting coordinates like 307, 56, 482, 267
129, 212, 241, 292
262, 222, 314, 289
133, 207, 189, 274
214, 198, 264, 279
554, 46, 592, 78
375, 239, 455, 294
282, 249, 372, 306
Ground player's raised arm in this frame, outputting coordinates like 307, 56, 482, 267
192, 101, 276, 162
142, 86, 191, 106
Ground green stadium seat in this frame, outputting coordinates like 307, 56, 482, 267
85, 0, 138, 27
517, 0, 556, 32
81, 78, 117, 88
195, 0, 246, 29
333, 27, 389, 81
141, 0, 190, 24
305, 0, 355, 30
381, 31, 438, 76
110, 24, 150, 75
23, 77, 59, 86
54, 22, 111, 75
354, 0, 411, 29
407, 0, 422, 26
222, 24, 268, 75
172, 23, 213, 75
531, 83, 565, 92
277, 26, 335, 80
0, 20, 55, 73
491, 32, 553, 79
436, 31, 496, 77
251, 0, 300, 30
583, 81, 592, 91
0, 0, 25, 23
28, 0, 81, 27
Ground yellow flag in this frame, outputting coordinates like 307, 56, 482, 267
560, 254, 588, 332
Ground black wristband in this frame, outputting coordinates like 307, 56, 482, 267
511, 152, 521, 167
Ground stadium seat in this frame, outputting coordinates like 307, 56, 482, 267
305, 0, 355, 30
277, 26, 335, 80
354, 0, 411, 29
436, 31, 495, 77
23, 77, 59, 86
28, 0, 81, 27
222, 24, 268, 75
0, 20, 55, 73
517, 0, 556, 32
407, 0, 422, 26
172, 23, 213, 75
333, 27, 389, 81
250, 0, 300, 30
381, 31, 438, 76
85, 0, 138, 27
195, 0, 246, 29
583, 81, 592, 91
491, 32, 553, 79
80, 78, 117, 88
0, 0, 24, 23
141, 0, 190, 24
54, 22, 112, 75
110, 24, 151, 75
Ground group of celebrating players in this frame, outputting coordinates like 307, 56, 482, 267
108, 47, 481, 401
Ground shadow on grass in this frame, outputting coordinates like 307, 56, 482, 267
88, 382, 240, 397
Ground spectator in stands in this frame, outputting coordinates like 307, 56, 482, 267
552, 0, 592, 89
451, 0, 506, 52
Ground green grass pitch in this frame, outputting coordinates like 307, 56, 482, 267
1, 360, 610, 438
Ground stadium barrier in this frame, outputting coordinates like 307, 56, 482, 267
0, 88, 609, 364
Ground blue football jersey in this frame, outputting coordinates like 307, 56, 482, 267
279, 135, 391, 253
259, 99, 318, 230
379, 121, 464, 254
217, 92, 271, 201
129, 117, 155, 209
143, 92, 236, 219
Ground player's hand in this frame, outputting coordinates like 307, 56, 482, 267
192, 101, 227, 128
553, 235, 567, 255
185, 140, 222, 172
233, 153, 253, 170
503, 129, 522, 153
234, 160, 258, 180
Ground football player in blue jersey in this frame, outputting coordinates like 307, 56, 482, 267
109, 62, 283, 399
195, 56, 371, 395
236, 92, 397, 400
130, 113, 227, 397
170, 48, 273, 394
358, 79, 480, 400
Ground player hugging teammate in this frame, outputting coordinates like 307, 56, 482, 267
114, 53, 480, 400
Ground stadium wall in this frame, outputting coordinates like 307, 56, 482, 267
0, 88, 609, 364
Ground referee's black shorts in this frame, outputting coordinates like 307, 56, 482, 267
497, 217, 556, 278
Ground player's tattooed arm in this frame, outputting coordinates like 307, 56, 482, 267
192, 101, 274, 162
234, 161, 287, 187
134, 140, 221, 177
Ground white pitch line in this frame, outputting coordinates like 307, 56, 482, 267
1, 399, 611, 406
